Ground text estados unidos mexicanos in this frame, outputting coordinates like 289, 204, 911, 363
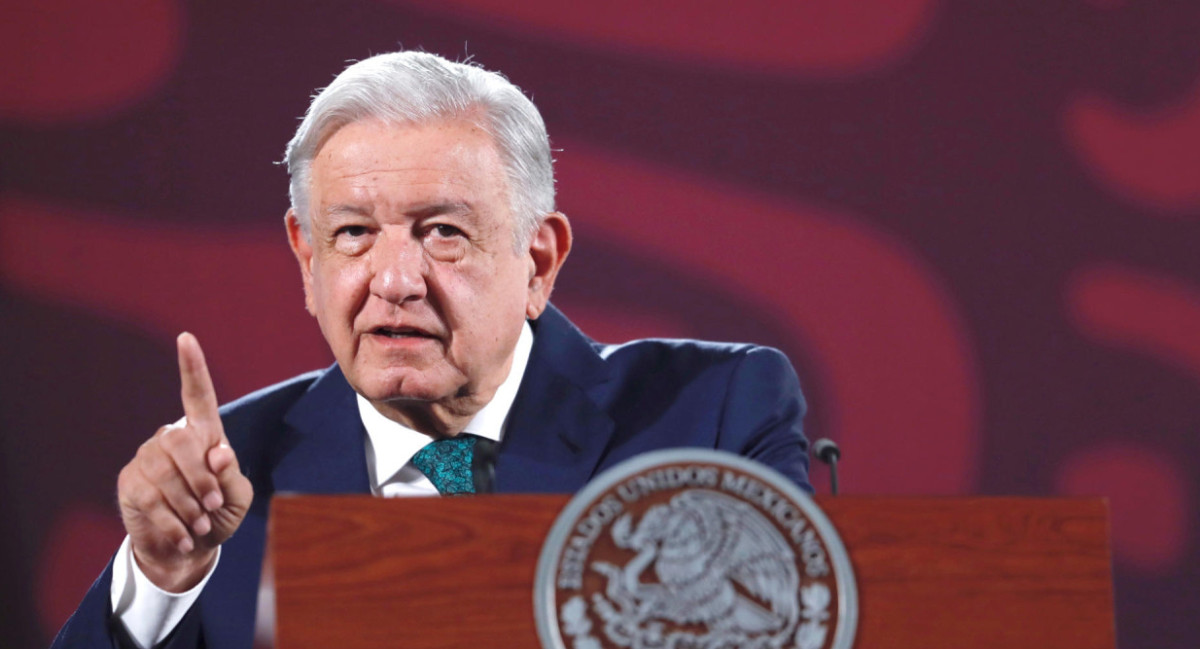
557, 467, 829, 590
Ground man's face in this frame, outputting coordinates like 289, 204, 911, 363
286, 118, 565, 431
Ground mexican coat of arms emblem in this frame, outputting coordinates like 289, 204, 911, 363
535, 449, 857, 649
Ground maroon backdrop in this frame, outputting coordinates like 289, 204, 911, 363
3, 1, 1198, 647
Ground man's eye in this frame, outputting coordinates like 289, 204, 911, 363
336, 225, 370, 237
431, 224, 464, 238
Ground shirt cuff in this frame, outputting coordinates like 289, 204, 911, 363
109, 535, 220, 649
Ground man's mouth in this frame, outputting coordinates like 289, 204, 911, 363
370, 326, 438, 340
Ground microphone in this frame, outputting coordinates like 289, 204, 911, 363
812, 438, 841, 495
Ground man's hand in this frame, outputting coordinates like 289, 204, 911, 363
117, 333, 253, 592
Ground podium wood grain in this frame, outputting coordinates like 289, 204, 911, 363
270, 495, 1115, 649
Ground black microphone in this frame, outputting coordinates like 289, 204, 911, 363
812, 438, 841, 495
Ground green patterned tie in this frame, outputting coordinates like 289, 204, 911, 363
411, 435, 479, 495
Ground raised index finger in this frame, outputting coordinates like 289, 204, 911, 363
177, 332, 221, 440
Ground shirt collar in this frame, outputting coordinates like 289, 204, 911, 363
356, 321, 534, 490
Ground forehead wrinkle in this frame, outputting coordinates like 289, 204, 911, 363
331, 165, 467, 179
323, 203, 373, 216
330, 170, 483, 198
321, 196, 481, 227
407, 200, 474, 218
321, 174, 479, 208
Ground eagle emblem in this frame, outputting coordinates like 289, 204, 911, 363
536, 450, 855, 649
590, 490, 803, 648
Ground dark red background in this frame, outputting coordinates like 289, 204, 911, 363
2, 1, 1198, 647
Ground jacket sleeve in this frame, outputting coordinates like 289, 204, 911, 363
717, 345, 813, 493
49, 558, 121, 649
50, 555, 205, 649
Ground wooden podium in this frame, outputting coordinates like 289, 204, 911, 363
270, 495, 1115, 649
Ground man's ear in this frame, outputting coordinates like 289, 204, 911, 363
526, 211, 572, 320
285, 209, 317, 316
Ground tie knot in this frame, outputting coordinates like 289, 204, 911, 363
411, 435, 478, 495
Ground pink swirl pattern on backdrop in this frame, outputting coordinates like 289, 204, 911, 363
1065, 82, 1200, 215
0, 0, 183, 122
390, 0, 940, 74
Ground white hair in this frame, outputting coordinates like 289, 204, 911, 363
284, 51, 555, 248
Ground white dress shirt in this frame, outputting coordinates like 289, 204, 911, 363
110, 323, 534, 649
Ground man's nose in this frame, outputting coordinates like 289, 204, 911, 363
368, 230, 427, 304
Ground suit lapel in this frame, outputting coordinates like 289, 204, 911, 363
272, 365, 371, 495
496, 305, 615, 494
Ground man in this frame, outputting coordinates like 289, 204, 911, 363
53, 51, 810, 648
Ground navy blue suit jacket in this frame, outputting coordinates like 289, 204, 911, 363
52, 305, 810, 648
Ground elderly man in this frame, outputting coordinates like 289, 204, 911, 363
53, 51, 810, 648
